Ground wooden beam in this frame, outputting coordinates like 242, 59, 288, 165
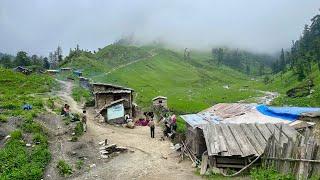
263, 157, 320, 163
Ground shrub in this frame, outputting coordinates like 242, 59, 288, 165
10, 130, 23, 140
0, 114, 8, 122
250, 167, 294, 180
71, 86, 91, 103
76, 160, 84, 170
176, 116, 186, 134
32, 133, 48, 146
57, 160, 73, 176
74, 122, 84, 137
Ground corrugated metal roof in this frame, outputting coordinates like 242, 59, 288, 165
98, 99, 128, 114
201, 103, 256, 119
203, 123, 297, 157
92, 82, 134, 91
94, 90, 132, 94
180, 112, 220, 129
152, 96, 167, 101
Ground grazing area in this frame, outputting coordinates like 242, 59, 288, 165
0, 68, 55, 179
62, 45, 266, 113
1, 1, 320, 180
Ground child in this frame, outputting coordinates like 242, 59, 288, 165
82, 110, 87, 132
148, 119, 155, 138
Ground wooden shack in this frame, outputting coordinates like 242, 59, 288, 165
14, 66, 32, 75
202, 123, 298, 168
98, 99, 130, 124
181, 112, 299, 169
152, 96, 167, 108
79, 77, 91, 90
92, 83, 134, 119
60, 67, 72, 72
46, 69, 60, 75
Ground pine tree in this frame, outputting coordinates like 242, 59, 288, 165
15, 51, 30, 66
280, 48, 285, 71
0, 55, 12, 68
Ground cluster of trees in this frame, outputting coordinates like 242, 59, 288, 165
48, 46, 63, 68
62, 44, 94, 66
0, 51, 50, 69
212, 48, 275, 75
272, 11, 320, 80
0, 46, 63, 70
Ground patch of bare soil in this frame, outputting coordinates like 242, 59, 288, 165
42, 80, 200, 180
0, 117, 22, 148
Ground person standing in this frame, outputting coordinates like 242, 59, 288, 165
82, 110, 87, 132
148, 119, 155, 138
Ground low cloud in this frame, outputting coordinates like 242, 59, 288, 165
0, 0, 319, 56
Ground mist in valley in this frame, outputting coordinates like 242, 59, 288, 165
1, 0, 320, 56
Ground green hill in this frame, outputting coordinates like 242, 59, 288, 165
266, 64, 320, 107
62, 45, 265, 113
0, 68, 55, 179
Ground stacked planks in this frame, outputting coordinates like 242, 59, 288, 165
202, 123, 297, 157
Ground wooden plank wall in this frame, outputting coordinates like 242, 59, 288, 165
263, 130, 320, 179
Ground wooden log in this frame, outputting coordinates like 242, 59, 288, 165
297, 145, 306, 179
303, 137, 316, 179
262, 157, 320, 163
282, 138, 294, 173
311, 145, 320, 177
200, 154, 208, 175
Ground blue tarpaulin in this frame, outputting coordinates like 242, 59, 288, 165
256, 105, 320, 121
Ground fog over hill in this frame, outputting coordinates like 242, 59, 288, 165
0, 0, 320, 55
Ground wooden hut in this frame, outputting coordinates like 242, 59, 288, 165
92, 83, 134, 119
79, 77, 91, 90
46, 69, 60, 75
60, 67, 72, 72
181, 107, 299, 169
98, 99, 131, 124
13, 66, 32, 75
152, 96, 168, 108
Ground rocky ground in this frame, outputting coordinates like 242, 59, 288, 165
41, 80, 200, 180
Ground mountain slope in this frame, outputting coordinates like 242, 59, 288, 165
267, 64, 320, 107
62, 45, 265, 113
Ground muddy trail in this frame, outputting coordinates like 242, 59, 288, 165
43, 80, 200, 180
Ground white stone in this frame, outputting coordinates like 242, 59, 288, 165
101, 155, 109, 159
89, 164, 96, 168
26, 143, 32, 147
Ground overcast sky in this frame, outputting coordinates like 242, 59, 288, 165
0, 0, 320, 56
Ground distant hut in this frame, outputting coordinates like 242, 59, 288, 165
13, 66, 32, 75
152, 96, 168, 108
46, 69, 60, 75
73, 70, 82, 77
79, 77, 91, 90
60, 67, 72, 72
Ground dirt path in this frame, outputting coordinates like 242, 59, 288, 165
105, 49, 157, 76
53, 80, 200, 180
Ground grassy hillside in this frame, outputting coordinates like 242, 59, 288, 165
267, 64, 320, 107
62, 45, 265, 113
0, 68, 55, 179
